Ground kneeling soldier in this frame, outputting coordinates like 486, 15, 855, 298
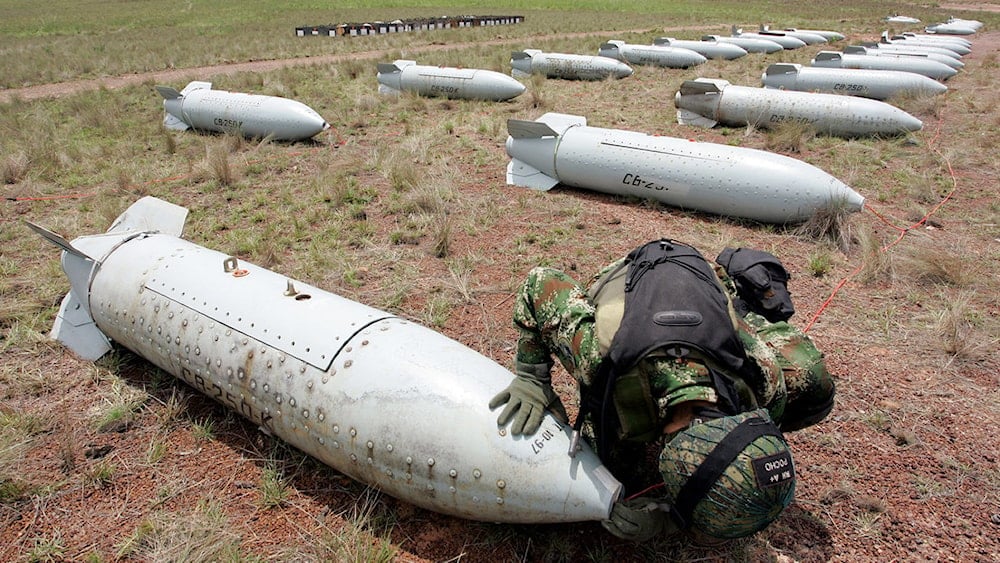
490, 239, 835, 542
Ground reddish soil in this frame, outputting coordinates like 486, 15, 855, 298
940, 3, 1000, 14
1, 23, 998, 563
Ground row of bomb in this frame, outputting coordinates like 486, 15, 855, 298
294, 15, 523, 38
153, 70, 866, 225
153, 19, 973, 225
39, 15, 979, 529
678, 26, 977, 136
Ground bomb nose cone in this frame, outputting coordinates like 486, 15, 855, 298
843, 186, 866, 213
900, 114, 924, 132
503, 81, 528, 99
299, 110, 331, 138
928, 81, 949, 95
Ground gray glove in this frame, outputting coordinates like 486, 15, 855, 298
489, 361, 565, 435
601, 497, 676, 542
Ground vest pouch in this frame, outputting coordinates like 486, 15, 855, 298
612, 370, 659, 442
591, 259, 628, 357
710, 366, 759, 414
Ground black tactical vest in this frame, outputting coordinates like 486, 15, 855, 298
607, 239, 749, 376
582, 239, 755, 457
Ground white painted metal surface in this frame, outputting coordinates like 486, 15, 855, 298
653, 37, 748, 60
758, 27, 827, 45
873, 38, 965, 59
780, 27, 845, 42
156, 81, 329, 141
761, 63, 947, 100
702, 34, 783, 54
34, 197, 623, 524
811, 51, 957, 81
377, 60, 525, 101
924, 22, 977, 35
844, 45, 964, 70
505, 113, 864, 224
510, 49, 633, 80
675, 78, 923, 137
731, 27, 807, 49
893, 32, 971, 51
598, 40, 707, 68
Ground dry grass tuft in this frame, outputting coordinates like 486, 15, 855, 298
763, 119, 816, 153
154, 388, 189, 428
793, 198, 857, 253
527, 73, 547, 109
117, 499, 242, 561
446, 255, 477, 303
855, 226, 894, 284
933, 291, 978, 359
0, 422, 31, 490
2, 152, 30, 184
355, 93, 381, 113
92, 374, 148, 433
401, 90, 428, 114
432, 215, 451, 258
225, 131, 251, 153
258, 466, 290, 509
206, 143, 238, 187
57, 412, 76, 475
83, 459, 116, 489
407, 180, 454, 215
161, 129, 177, 155
326, 488, 398, 562
381, 137, 434, 193
899, 244, 972, 287
341, 58, 370, 80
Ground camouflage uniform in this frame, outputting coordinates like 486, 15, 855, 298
512, 257, 833, 491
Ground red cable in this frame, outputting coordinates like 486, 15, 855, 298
803, 111, 958, 333
625, 482, 666, 501
5, 193, 96, 201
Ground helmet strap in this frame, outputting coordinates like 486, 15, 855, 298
669, 415, 785, 529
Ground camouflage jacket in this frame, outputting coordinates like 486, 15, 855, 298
513, 258, 828, 435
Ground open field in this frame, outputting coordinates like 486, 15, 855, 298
1, 1, 998, 561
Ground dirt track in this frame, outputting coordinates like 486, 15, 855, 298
3, 22, 997, 563
0, 27, 683, 104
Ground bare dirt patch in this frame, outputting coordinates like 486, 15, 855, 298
940, 3, 1000, 14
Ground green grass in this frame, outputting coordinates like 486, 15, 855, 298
93, 376, 147, 432
25, 533, 66, 563
1, 1, 958, 90
83, 460, 116, 489
806, 250, 833, 277
143, 438, 167, 466
191, 417, 216, 442
116, 498, 245, 561
258, 466, 290, 509
1, 1, 999, 561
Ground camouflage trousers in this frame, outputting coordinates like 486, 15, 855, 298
740, 312, 836, 431
513, 266, 835, 432
513, 267, 604, 386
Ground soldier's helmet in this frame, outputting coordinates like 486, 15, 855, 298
659, 409, 795, 541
